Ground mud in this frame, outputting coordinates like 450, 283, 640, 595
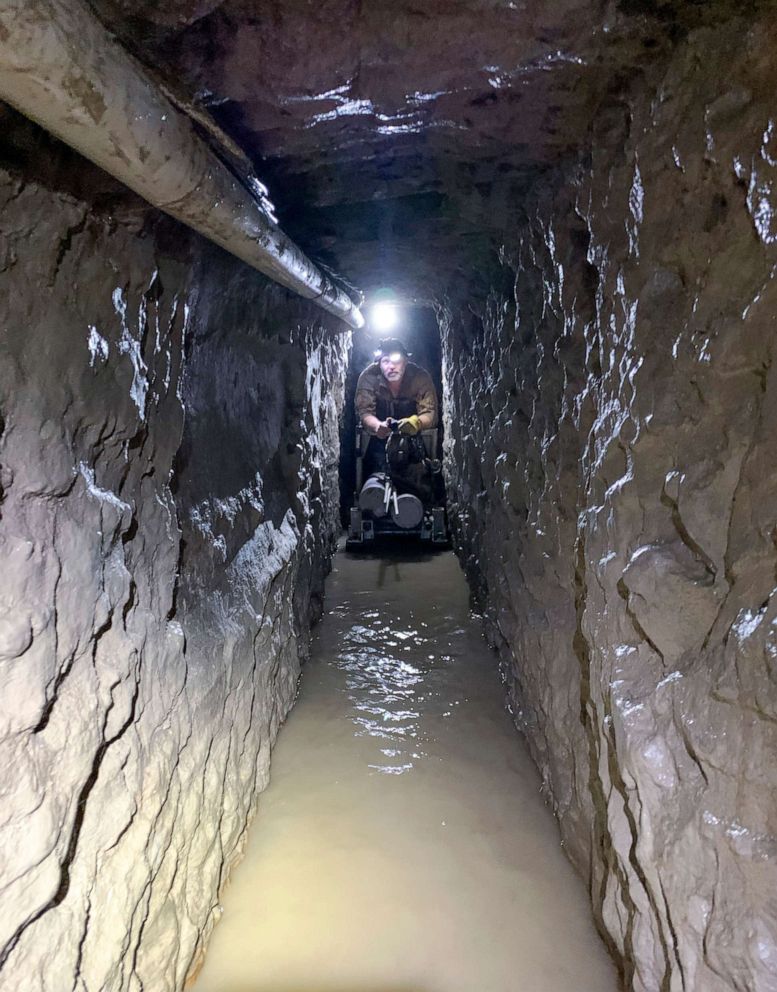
193, 546, 616, 992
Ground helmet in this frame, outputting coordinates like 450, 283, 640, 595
374, 337, 410, 361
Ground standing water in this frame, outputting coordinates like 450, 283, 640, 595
194, 548, 616, 992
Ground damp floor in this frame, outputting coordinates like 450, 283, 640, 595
193, 545, 617, 992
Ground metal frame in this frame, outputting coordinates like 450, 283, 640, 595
347, 426, 448, 548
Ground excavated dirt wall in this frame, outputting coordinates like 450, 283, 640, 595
0, 162, 348, 991
442, 20, 777, 992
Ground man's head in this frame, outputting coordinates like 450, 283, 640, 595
374, 338, 409, 384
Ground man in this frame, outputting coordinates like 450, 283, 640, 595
355, 337, 438, 439
354, 337, 439, 494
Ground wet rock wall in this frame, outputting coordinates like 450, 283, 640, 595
442, 20, 777, 992
0, 159, 348, 990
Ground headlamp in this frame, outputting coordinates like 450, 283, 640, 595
373, 337, 410, 362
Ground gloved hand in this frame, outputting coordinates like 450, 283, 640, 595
397, 414, 422, 435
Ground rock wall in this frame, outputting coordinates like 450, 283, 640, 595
0, 156, 348, 990
442, 19, 777, 992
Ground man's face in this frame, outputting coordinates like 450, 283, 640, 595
379, 352, 407, 383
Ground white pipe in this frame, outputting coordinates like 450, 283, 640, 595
0, 0, 364, 330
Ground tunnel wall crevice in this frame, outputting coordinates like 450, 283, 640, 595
441, 19, 777, 992
0, 163, 348, 990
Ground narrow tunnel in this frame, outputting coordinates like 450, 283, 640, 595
2, 2, 777, 991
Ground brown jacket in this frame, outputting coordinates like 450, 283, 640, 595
355, 362, 438, 427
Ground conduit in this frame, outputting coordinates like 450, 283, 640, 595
0, 0, 364, 330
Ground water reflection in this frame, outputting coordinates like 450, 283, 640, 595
193, 549, 617, 992
329, 594, 479, 773
338, 609, 438, 774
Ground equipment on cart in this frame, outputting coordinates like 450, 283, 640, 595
357, 473, 425, 529
346, 418, 448, 548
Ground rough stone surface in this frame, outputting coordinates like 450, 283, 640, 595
0, 160, 348, 991
88, 0, 774, 312
442, 19, 777, 992
92, 0, 762, 301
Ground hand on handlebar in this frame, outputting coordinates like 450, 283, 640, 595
375, 419, 392, 439
397, 414, 422, 436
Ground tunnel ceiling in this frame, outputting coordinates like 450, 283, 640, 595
90, 0, 757, 302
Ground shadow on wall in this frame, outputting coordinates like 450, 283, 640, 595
339, 304, 443, 525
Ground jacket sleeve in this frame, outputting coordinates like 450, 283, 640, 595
414, 370, 439, 427
354, 369, 377, 421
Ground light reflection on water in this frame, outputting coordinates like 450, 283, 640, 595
338, 609, 446, 773
193, 549, 618, 992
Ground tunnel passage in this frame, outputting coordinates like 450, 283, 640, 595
192, 545, 618, 992
3, 2, 777, 991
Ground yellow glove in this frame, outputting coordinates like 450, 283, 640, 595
397, 415, 422, 435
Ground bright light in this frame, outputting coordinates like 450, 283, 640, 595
370, 302, 399, 332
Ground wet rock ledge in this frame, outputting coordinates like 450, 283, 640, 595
0, 140, 348, 989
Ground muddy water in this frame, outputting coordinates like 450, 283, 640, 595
194, 547, 616, 992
